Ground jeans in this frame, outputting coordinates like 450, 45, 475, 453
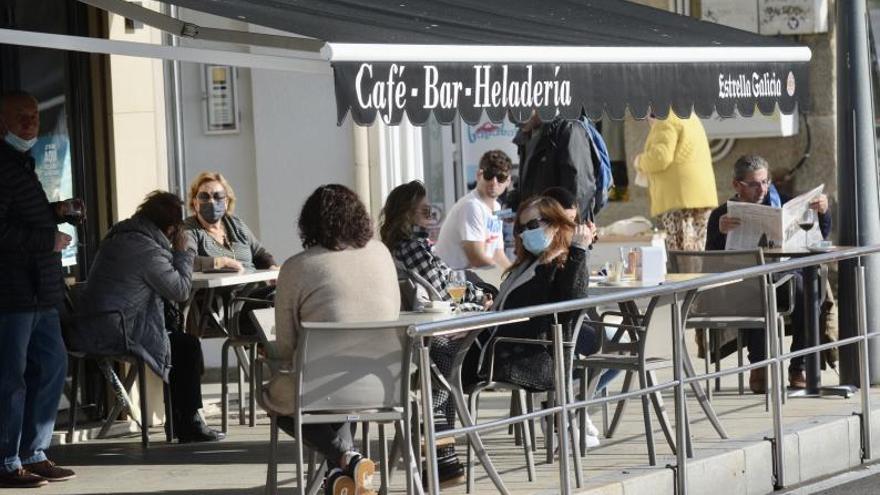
277, 417, 354, 467
0, 309, 67, 473
575, 325, 622, 393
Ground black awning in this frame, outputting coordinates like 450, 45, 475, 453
162, 0, 811, 125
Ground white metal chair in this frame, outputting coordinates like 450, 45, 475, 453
251, 309, 422, 495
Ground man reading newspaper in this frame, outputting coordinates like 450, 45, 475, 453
705, 155, 831, 393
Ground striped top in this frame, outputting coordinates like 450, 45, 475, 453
184, 214, 276, 271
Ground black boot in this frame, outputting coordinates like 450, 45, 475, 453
176, 411, 225, 443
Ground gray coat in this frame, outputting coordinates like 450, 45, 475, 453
74, 214, 194, 380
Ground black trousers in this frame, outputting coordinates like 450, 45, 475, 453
277, 417, 355, 467
168, 331, 204, 416
745, 271, 807, 373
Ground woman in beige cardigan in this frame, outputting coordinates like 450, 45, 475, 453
264, 184, 399, 495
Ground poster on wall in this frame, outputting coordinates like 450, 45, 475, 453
459, 117, 519, 190
32, 111, 77, 267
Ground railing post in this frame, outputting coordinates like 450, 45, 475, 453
765, 276, 786, 488
552, 321, 572, 495
671, 292, 688, 495
857, 262, 873, 460
418, 338, 440, 495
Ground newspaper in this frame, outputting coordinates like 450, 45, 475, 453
725, 185, 824, 250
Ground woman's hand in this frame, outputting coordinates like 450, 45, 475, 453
571, 222, 596, 249
214, 256, 244, 272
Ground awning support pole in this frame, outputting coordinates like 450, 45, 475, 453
837, 0, 880, 386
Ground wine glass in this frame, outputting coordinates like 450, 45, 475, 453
447, 270, 467, 308
799, 209, 816, 250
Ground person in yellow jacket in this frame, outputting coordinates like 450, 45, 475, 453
634, 112, 718, 251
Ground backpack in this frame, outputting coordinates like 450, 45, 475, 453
576, 116, 614, 215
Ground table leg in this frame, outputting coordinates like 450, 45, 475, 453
790, 265, 856, 399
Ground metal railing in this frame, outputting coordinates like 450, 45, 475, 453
409, 246, 880, 495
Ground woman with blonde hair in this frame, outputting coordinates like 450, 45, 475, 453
185, 171, 277, 272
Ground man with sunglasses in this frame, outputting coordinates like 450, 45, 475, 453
705, 154, 831, 393
435, 150, 512, 271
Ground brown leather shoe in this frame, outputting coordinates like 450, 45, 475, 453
0, 468, 48, 488
789, 370, 807, 389
21, 460, 75, 482
749, 368, 767, 394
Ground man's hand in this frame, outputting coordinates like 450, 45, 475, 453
57, 198, 86, 224
810, 194, 829, 215
171, 228, 190, 252
53, 231, 72, 252
719, 214, 742, 234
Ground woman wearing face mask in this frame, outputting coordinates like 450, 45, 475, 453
184, 172, 277, 273
482, 195, 595, 392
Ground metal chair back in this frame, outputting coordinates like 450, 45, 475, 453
668, 250, 768, 319
297, 321, 410, 414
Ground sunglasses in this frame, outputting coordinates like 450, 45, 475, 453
515, 218, 546, 233
196, 191, 228, 202
481, 169, 509, 183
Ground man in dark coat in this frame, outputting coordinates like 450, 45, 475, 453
511, 112, 596, 221
77, 191, 223, 443
705, 154, 831, 393
0, 91, 81, 488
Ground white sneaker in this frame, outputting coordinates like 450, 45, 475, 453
583, 415, 600, 437
584, 434, 601, 448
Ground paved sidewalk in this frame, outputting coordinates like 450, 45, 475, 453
36, 356, 875, 495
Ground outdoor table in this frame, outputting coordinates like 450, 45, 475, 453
186, 268, 280, 375
762, 247, 855, 398
588, 273, 731, 441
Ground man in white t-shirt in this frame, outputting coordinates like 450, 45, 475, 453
435, 150, 512, 270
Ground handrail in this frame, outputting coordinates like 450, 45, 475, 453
409, 246, 880, 337
414, 245, 880, 495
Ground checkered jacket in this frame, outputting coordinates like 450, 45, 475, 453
392, 230, 482, 304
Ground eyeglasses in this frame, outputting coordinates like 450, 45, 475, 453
196, 191, 228, 202
515, 218, 546, 233
481, 169, 509, 183
737, 179, 771, 189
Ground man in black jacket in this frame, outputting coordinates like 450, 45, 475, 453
0, 92, 80, 488
511, 111, 596, 221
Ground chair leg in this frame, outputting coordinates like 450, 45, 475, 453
607, 371, 633, 438
294, 414, 306, 495
249, 345, 257, 427
578, 368, 587, 455
647, 371, 676, 454
266, 414, 278, 495
362, 422, 371, 459
379, 423, 390, 495
237, 350, 246, 426
737, 331, 745, 395
137, 360, 149, 448
511, 395, 522, 446
516, 390, 535, 482
566, 373, 584, 488
221, 340, 231, 434
526, 392, 537, 452
305, 459, 328, 495
67, 357, 81, 444
307, 449, 317, 480
714, 334, 722, 393
466, 390, 481, 494
452, 384, 506, 495
638, 369, 656, 465
703, 331, 712, 401
545, 392, 555, 465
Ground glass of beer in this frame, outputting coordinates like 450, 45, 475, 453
447, 270, 467, 307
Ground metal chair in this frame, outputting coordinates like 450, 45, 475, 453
460, 311, 590, 491
251, 309, 422, 495
63, 282, 173, 448
668, 250, 793, 399
220, 287, 272, 433
573, 302, 678, 466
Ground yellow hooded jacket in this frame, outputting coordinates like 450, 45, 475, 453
639, 113, 719, 216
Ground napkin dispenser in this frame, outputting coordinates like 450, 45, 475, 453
637, 246, 666, 284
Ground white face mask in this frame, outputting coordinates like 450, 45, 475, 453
4, 132, 37, 153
